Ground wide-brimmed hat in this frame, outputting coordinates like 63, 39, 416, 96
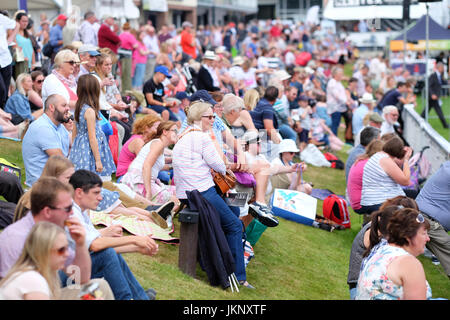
278, 139, 300, 154
203, 50, 218, 61
232, 56, 245, 66
272, 69, 291, 81
359, 93, 376, 104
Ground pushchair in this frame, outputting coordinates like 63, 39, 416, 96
178, 63, 197, 95
402, 146, 431, 194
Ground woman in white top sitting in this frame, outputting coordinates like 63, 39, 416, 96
360, 135, 412, 215
122, 121, 179, 207
41, 49, 79, 110
0, 222, 68, 300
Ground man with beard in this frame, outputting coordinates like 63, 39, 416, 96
22, 94, 71, 186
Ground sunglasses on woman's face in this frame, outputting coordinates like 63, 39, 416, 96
65, 61, 79, 66
54, 245, 69, 256
35, 79, 44, 84
202, 115, 216, 120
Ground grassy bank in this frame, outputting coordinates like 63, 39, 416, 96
1, 137, 448, 300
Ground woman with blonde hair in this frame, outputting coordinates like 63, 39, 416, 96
0, 222, 67, 299
41, 49, 79, 110
4, 73, 43, 124
243, 88, 260, 111
155, 41, 173, 71
13, 155, 75, 222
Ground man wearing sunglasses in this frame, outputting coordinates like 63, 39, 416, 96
77, 44, 100, 79
0, 177, 112, 296
22, 94, 71, 187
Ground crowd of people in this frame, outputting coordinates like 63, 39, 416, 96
0, 9, 449, 300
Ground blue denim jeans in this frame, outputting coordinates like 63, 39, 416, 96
278, 123, 297, 141
90, 248, 149, 300
200, 186, 246, 282
132, 63, 146, 89
330, 111, 342, 136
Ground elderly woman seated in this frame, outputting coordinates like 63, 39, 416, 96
4, 73, 44, 125
172, 100, 253, 289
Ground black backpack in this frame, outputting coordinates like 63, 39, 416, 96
42, 43, 54, 58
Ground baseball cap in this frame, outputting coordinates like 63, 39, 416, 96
369, 112, 384, 123
298, 94, 309, 102
56, 14, 68, 21
78, 44, 100, 56
175, 91, 189, 100
154, 65, 172, 78
189, 90, 217, 106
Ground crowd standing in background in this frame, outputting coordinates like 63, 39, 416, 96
0, 9, 449, 300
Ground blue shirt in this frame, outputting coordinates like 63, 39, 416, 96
416, 161, 450, 231
250, 98, 278, 130
22, 113, 69, 186
4, 90, 34, 121
49, 24, 63, 51
352, 104, 369, 135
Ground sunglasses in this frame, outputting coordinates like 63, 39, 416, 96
65, 61, 79, 66
54, 245, 69, 256
202, 115, 216, 120
416, 213, 425, 224
35, 79, 44, 83
48, 204, 73, 213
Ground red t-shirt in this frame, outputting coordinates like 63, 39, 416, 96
180, 30, 196, 59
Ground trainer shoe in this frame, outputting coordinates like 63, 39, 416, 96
248, 202, 279, 227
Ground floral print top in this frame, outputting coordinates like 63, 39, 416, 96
356, 244, 432, 300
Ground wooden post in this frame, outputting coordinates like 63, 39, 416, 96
178, 208, 199, 277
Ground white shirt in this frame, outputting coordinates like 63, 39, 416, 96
0, 270, 50, 300
143, 34, 159, 58
41, 74, 72, 107
0, 15, 16, 68
172, 125, 226, 199
73, 21, 98, 46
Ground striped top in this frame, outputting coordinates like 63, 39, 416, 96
172, 125, 226, 199
361, 152, 405, 206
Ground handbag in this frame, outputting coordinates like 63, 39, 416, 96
211, 168, 236, 195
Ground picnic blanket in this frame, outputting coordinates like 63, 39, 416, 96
89, 210, 179, 244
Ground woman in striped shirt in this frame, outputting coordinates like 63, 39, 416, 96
172, 101, 252, 289
360, 136, 412, 215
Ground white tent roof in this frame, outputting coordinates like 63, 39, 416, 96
323, 1, 428, 21
3, 0, 62, 11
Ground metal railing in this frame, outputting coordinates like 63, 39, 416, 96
402, 104, 450, 175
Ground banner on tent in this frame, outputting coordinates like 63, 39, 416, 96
390, 39, 450, 51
